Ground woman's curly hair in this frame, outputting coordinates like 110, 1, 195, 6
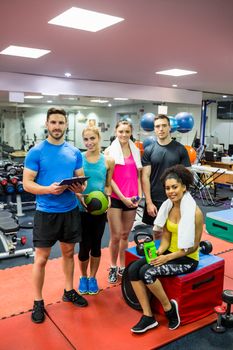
160, 164, 194, 190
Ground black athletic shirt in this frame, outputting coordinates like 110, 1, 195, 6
142, 140, 191, 205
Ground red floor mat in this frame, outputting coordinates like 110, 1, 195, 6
218, 251, 233, 279
224, 276, 233, 290
46, 285, 216, 350
0, 312, 74, 350
201, 228, 233, 254
0, 229, 231, 320
0, 246, 120, 319
0, 285, 216, 350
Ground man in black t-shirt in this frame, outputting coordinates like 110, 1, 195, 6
142, 114, 191, 225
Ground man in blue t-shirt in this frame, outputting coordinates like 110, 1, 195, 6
23, 107, 88, 323
142, 114, 191, 226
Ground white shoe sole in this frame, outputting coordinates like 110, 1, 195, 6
131, 320, 159, 333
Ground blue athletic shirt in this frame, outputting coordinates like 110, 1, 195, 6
78, 152, 107, 212
24, 140, 82, 213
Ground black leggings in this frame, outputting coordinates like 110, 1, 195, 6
78, 212, 107, 261
127, 252, 198, 285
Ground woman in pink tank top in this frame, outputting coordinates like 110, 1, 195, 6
105, 120, 142, 284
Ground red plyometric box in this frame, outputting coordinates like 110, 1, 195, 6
125, 246, 225, 325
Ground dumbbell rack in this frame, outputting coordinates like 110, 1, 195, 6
0, 211, 34, 259
6, 194, 25, 216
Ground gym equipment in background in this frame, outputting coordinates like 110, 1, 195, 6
134, 232, 154, 256
211, 289, 233, 332
206, 209, 233, 242
140, 113, 155, 132
221, 290, 233, 328
0, 161, 36, 216
84, 191, 109, 215
184, 145, 197, 164
0, 210, 34, 259
134, 140, 144, 157
175, 112, 194, 133
199, 240, 213, 254
142, 135, 157, 149
19, 113, 26, 151
211, 305, 227, 333
191, 168, 221, 207
168, 116, 178, 133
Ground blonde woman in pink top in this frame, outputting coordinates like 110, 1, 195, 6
105, 120, 142, 283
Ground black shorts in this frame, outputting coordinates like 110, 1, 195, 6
142, 200, 163, 226
33, 206, 82, 248
110, 197, 137, 211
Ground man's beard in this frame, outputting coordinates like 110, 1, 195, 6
48, 129, 65, 140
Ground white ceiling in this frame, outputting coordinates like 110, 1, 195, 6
0, 0, 233, 108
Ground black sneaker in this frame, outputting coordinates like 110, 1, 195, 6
131, 315, 158, 333
31, 300, 45, 323
62, 289, 88, 307
108, 267, 118, 284
165, 299, 180, 330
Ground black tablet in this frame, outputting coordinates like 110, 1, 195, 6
58, 176, 89, 186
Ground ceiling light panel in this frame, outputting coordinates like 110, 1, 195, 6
90, 99, 109, 103
48, 7, 124, 32
0, 45, 50, 58
114, 98, 129, 101
156, 69, 197, 77
24, 95, 44, 99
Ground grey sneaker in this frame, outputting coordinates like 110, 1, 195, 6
131, 315, 158, 333
165, 299, 180, 330
108, 267, 118, 284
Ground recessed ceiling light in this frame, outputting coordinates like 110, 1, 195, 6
156, 69, 197, 77
222, 95, 228, 98
47, 100, 53, 103
90, 99, 109, 103
0, 45, 50, 58
114, 98, 129, 101
64, 72, 72, 77
108, 103, 112, 107
24, 95, 44, 99
172, 84, 178, 87
48, 7, 124, 32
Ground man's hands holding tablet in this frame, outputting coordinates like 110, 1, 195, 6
58, 176, 89, 186
48, 177, 89, 195
61, 176, 89, 195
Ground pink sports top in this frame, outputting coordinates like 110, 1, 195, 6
111, 154, 138, 200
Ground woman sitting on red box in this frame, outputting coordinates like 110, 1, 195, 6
128, 164, 203, 334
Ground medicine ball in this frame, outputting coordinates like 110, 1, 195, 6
84, 191, 109, 215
